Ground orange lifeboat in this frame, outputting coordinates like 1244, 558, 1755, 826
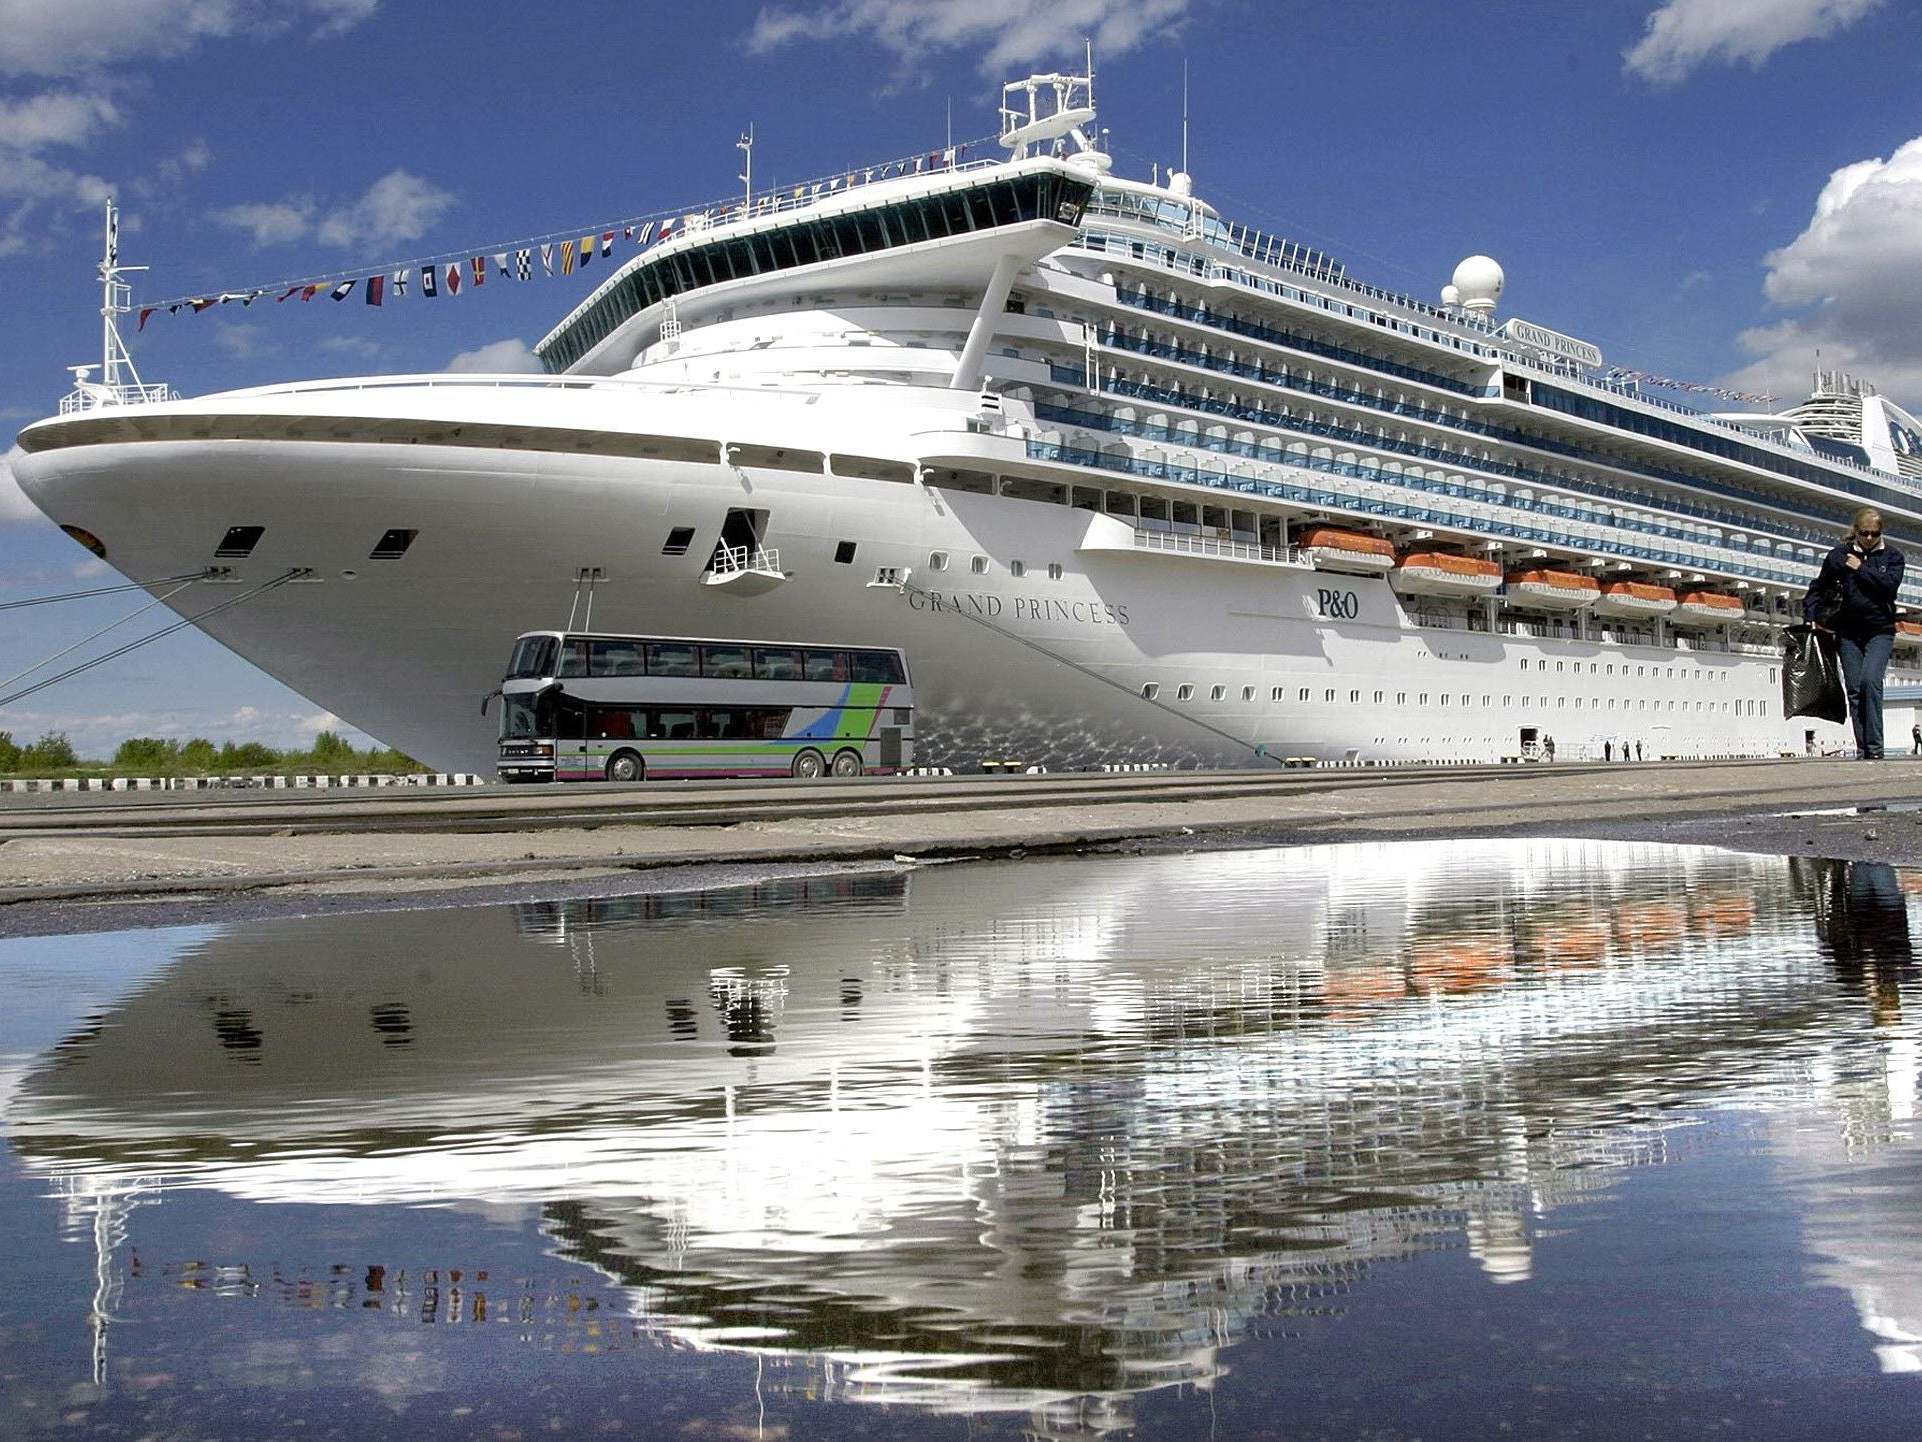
1592, 579, 1679, 618
1670, 590, 1744, 627
1896, 620, 1922, 650
1390, 550, 1503, 598
1503, 568, 1600, 610
1296, 526, 1395, 575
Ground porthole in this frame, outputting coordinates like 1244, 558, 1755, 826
1210, 685, 1226, 702
1176, 683, 1195, 701
971, 555, 989, 574
1010, 560, 1027, 577
928, 551, 948, 571
1141, 682, 1160, 700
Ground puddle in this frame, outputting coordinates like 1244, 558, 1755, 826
3, 839, 1921, 1439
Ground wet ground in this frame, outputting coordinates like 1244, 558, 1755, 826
5, 838, 1922, 1437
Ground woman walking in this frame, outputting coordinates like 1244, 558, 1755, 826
1807, 508, 1906, 759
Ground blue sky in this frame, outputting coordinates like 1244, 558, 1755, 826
1, 0, 1919, 758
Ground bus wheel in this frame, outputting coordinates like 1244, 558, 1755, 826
831, 750, 863, 778
791, 749, 826, 780
605, 750, 644, 783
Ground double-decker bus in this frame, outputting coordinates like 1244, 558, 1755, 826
493, 631, 914, 783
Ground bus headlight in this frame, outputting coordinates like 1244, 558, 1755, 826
536, 743, 554, 757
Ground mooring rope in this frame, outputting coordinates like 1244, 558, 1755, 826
0, 570, 303, 709
0, 576, 202, 694
0, 571, 212, 611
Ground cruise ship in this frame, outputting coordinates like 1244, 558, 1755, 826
12, 64, 1922, 774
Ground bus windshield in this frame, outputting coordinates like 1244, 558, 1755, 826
499, 688, 553, 740
506, 635, 558, 679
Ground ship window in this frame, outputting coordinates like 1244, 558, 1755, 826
1176, 684, 1195, 701
1300, 688, 1311, 701
1142, 682, 1160, 700
1375, 691, 1384, 703
215, 525, 264, 558
1350, 690, 1361, 703
1010, 560, 1026, 577
834, 541, 857, 564
1048, 563, 1064, 580
1398, 692, 1407, 704
928, 551, 948, 571
1242, 686, 1256, 702
1210, 685, 1227, 702
1272, 687, 1284, 701
971, 555, 989, 574
663, 526, 697, 556
370, 527, 417, 559
1326, 689, 1337, 702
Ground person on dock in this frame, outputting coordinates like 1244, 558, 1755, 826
1807, 507, 1906, 760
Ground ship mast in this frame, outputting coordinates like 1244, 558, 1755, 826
64, 197, 169, 412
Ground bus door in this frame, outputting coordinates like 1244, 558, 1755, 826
879, 725, 903, 769
553, 689, 590, 778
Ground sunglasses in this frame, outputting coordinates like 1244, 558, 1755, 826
1858, 529, 1883, 539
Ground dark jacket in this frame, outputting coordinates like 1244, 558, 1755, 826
1805, 541, 1905, 639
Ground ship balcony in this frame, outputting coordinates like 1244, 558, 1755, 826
702, 544, 786, 593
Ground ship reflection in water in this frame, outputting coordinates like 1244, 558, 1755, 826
5, 839, 1922, 1439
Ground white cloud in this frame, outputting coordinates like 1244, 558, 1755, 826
0, 1, 383, 77
0, 446, 41, 524
315, 168, 453, 247
1624, 0, 1881, 85
211, 319, 278, 358
0, 90, 118, 148
748, 0, 1190, 73
212, 169, 453, 249
444, 338, 543, 374
318, 334, 382, 357
212, 197, 313, 245
1720, 135, 1922, 411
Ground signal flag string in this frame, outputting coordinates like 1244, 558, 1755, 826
135, 135, 992, 327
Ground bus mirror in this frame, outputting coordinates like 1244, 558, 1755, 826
481, 687, 500, 716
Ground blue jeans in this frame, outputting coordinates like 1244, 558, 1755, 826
1837, 631, 1894, 757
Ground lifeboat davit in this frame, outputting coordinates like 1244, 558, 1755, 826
1896, 620, 1922, 649
1592, 579, 1678, 618
1503, 568, 1600, 610
1390, 550, 1503, 598
1670, 590, 1744, 627
1296, 526, 1395, 574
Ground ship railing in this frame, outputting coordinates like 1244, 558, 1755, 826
1131, 529, 1299, 565
1079, 230, 1910, 491
59, 381, 177, 414
710, 543, 781, 577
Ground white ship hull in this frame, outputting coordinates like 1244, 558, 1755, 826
9, 381, 1873, 772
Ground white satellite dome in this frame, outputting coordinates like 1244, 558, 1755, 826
1451, 255, 1504, 315
1440, 283, 1461, 307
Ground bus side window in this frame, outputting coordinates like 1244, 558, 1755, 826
647, 643, 698, 677
590, 638, 646, 677
594, 706, 639, 740
559, 639, 588, 678
699, 708, 742, 739
754, 647, 803, 681
653, 709, 696, 740
850, 650, 904, 683
753, 708, 793, 738
701, 645, 753, 679
803, 649, 849, 682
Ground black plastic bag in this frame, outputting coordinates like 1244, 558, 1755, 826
1782, 624, 1847, 723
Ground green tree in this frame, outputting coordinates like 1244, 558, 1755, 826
178, 737, 218, 771
310, 730, 355, 768
0, 731, 19, 772
22, 732, 78, 770
218, 740, 281, 769
115, 736, 180, 771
